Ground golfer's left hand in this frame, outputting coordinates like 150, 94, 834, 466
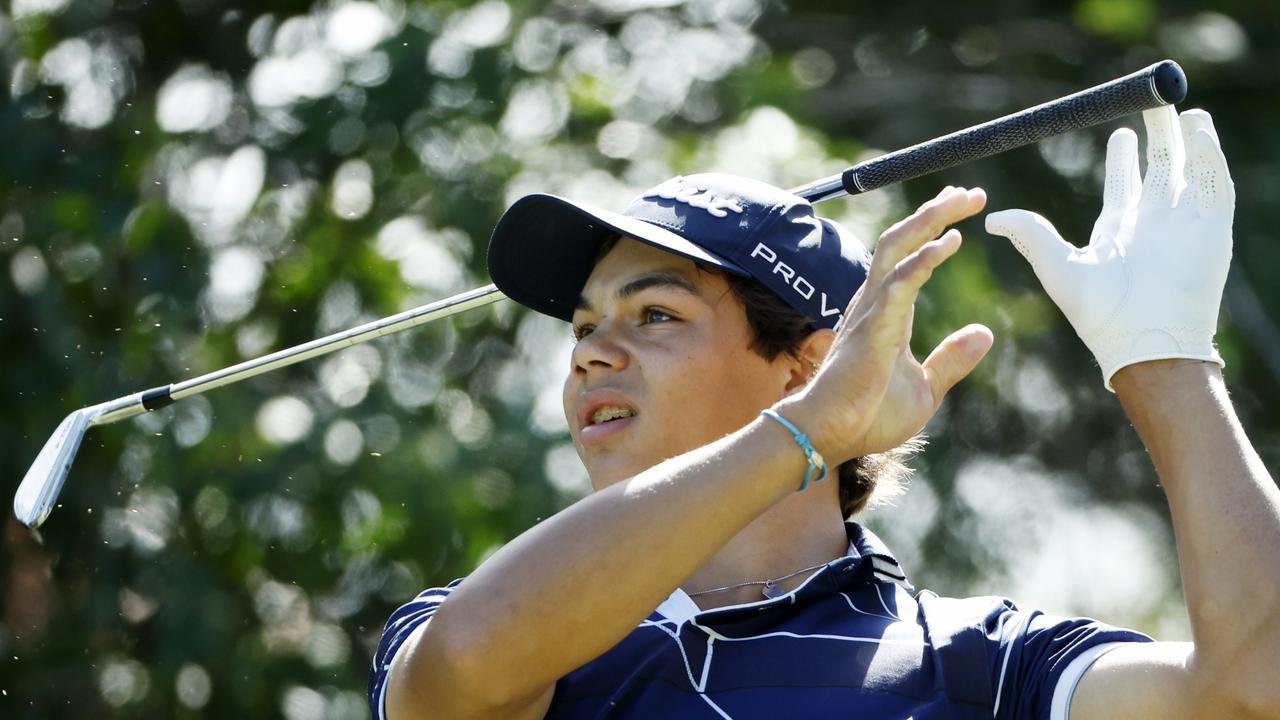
985, 106, 1235, 390
779, 186, 993, 463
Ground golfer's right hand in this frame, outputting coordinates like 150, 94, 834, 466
778, 186, 992, 464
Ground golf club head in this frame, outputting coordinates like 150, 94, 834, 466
14, 408, 94, 528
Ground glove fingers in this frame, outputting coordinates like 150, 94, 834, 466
1178, 109, 1233, 216
1096, 128, 1140, 245
1101, 128, 1141, 221
1140, 105, 1186, 210
1184, 127, 1235, 218
985, 209, 1076, 270
1179, 108, 1220, 145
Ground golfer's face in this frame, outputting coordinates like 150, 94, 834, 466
564, 237, 794, 489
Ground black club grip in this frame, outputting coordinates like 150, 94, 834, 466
840, 60, 1187, 195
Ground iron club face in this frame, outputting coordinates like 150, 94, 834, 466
14, 407, 95, 528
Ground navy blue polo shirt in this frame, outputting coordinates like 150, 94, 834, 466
369, 524, 1151, 719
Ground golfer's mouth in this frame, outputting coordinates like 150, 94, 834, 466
579, 398, 638, 442
589, 405, 636, 425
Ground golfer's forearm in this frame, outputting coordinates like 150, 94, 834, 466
1113, 361, 1280, 679
395, 413, 811, 710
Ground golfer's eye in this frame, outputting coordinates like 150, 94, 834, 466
642, 307, 674, 325
572, 324, 595, 342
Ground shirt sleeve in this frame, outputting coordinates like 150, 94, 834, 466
919, 593, 1154, 720
367, 579, 464, 720
1047, 642, 1131, 720
983, 598, 1153, 720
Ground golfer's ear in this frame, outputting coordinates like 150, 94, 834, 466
784, 328, 835, 392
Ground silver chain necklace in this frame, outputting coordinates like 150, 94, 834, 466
687, 561, 829, 600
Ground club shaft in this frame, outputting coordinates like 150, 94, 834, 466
89, 283, 506, 428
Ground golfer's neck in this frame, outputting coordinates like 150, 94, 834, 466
682, 490, 849, 610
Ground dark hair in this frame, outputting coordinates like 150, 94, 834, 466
718, 273, 917, 517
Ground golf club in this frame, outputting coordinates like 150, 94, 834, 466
14, 60, 1186, 528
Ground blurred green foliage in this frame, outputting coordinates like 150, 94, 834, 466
2, 0, 1279, 717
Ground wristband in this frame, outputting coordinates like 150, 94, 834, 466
761, 409, 827, 492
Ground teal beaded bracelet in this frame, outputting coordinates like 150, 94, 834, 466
761, 409, 827, 492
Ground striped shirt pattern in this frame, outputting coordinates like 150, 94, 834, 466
369, 524, 1151, 719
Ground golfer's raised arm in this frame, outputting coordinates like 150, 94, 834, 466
988, 107, 1280, 720
1067, 361, 1280, 720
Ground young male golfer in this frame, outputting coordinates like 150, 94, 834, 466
369, 106, 1280, 719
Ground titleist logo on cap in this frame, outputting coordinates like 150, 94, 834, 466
644, 177, 745, 218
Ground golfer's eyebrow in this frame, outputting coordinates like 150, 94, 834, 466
575, 271, 701, 312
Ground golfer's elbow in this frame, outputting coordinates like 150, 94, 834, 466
1218, 678, 1280, 720
1194, 691, 1280, 720
385, 621, 551, 720
1188, 648, 1280, 720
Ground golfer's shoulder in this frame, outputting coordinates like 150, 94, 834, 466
397, 577, 465, 618
916, 590, 1150, 645
369, 579, 470, 717
373, 580, 466, 661
913, 588, 1005, 618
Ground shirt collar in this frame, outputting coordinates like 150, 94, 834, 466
654, 522, 913, 625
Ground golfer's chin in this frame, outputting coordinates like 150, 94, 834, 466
583, 461, 634, 492
580, 450, 657, 492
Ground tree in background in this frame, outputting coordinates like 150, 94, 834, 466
1, 0, 1278, 717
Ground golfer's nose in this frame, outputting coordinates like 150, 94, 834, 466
570, 322, 630, 376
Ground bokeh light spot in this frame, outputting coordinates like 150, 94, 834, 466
256, 396, 315, 445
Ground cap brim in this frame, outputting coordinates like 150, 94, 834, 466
487, 194, 747, 322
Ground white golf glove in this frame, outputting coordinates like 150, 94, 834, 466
986, 106, 1235, 391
